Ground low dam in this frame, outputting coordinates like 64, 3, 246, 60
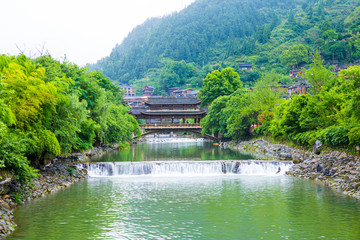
79, 160, 293, 177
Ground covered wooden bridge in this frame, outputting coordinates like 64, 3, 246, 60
130, 97, 217, 140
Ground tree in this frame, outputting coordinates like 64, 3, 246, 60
224, 90, 258, 140
201, 96, 230, 137
199, 68, 242, 106
322, 30, 339, 41
321, 20, 332, 34
0, 54, 141, 183
324, 41, 347, 60
339, 66, 360, 122
280, 44, 310, 68
304, 51, 333, 94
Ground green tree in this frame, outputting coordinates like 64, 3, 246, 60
201, 95, 230, 137
224, 90, 258, 140
280, 44, 310, 68
0, 123, 38, 183
304, 51, 334, 94
0, 54, 141, 183
199, 68, 242, 106
322, 30, 339, 41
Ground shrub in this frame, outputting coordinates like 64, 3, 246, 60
118, 141, 130, 150
348, 127, 360, 146
67, 166, 75, 176
293, 130, 319, 146
0, 123, 38, 184
317, 125, 350, 147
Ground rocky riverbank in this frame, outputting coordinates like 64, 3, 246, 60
220, 139, 360, 199
0, 161, 88, 239
0, 144, 119, 238
56, 146, 116, 162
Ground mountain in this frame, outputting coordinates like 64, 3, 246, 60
90, 0, 360, 94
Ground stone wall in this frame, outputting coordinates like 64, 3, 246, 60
220, 139, 360, 199
0, 163, 87, 239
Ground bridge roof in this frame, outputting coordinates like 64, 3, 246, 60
146, 97, 201, 106
140, 110, 206, 116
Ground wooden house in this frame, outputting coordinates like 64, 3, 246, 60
142, 86, 155, 96
238, 63, 253, 71
119, 84, 136, 97
171, 89, 193, 97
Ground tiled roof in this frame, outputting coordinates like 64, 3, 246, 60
146, 97, 201, 105
238, 64, 252, 67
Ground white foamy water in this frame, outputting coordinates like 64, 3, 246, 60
78, 161, 293, 177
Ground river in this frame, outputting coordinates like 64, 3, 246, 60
7, 139, 360, 239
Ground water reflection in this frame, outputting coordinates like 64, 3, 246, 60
91, 140, 254, 162
9, 176, 360, 240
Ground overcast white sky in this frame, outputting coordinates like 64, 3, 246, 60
1, 0, 195, 66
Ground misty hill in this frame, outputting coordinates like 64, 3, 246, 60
91, 0, 360, 94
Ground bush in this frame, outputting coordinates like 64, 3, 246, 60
293, 130, 318, 146
348, 127, 360, 146
317, 125, 350, 147
0, 123, 38, 184
118, 141, 130, 150
67, 166, 75, 176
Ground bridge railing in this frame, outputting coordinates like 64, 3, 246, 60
139, 123, 202, 129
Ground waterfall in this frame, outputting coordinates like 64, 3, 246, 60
78, 161, 293, 177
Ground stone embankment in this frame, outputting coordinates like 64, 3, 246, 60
0, 162, 88, 239
0, 144, 117, 238
56, 146, 114, 162
220, 139, 360, 199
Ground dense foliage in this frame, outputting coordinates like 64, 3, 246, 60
199, 68, 242, 106
200, 54, 360, 150
0, 54, 140, 183
91, 0, 360, 92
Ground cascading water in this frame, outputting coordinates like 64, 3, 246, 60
78, 161, 293, 177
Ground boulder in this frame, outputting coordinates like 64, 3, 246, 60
279, 153, 292, 160
1, 201, 10, 210
1, 195, 10, 200
292, 155, 303, 164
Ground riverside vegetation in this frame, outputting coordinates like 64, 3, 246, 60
199, 53, 360, 152
0, 54, 140, 185
0, 54, 141, 238
199, 53, 360, 199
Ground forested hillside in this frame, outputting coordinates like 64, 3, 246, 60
91, 0, 360, 94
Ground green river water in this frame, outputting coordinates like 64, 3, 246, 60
7, 140, 360, 240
